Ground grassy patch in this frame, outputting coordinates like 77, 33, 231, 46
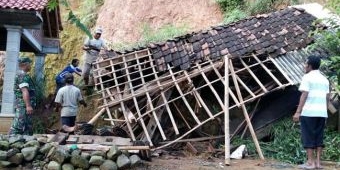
232, 118, 340, 164
109, 23, 189, 51
223, 8, 248, 24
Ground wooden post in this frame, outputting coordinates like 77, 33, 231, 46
229, 59, 265, 160
224, 55, 230, 165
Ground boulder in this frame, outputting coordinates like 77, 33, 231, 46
10, 142, 24, 149
8, 153, 23, 165
89, 155, 104, 166
9, 135, 24, 144
0, 140, 9, 150
0, 150, 7, 160
71, 149, 81, 156
0, 161, 11, 167
89, 166, 100, 170
81, 152, 90, 160
106, 145, 121, 161
100, 160, 117, 170
130, 154, 142, 167
21, 146, 38, 161
23, 135, 36, 142
48, 161, 61, 170
62, 163, 75, 170
23, 140, 40, 148
39, 143, 53, 154
116, 154, 131, 169
91, 150, 106, 158
70, 154, 89, 169
52, 148, 70, 164
7, 148, 20, 157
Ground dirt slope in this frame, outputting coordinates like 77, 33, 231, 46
96, 0, 223, 44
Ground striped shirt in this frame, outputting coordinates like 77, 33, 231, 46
299, 70, 329, 117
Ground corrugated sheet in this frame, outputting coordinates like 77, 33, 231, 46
272, 48, 328, 85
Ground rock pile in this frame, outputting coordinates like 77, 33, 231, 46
0, 134, 142, 169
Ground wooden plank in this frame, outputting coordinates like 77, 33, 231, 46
183, 70, 214, 118
229, 59, 264, 160
66, 144, 149, 152
147, 50, 179, 135
172, 102, 192, 129
109, 58, 136, 141
131, 51, 167, 140
121, 54, 153, 145
208, 60, 240, 106
252, 54, 283, 87
167, 64, 201, 125
98, 61, 223, 106
48, 132, 68, 144
196, 63, 225, 112
95, 62, 115, 126
239, 58, 267, 93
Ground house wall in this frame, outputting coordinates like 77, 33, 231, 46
0, 117, 12, 134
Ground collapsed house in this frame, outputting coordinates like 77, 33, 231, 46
91, 6, 337, 156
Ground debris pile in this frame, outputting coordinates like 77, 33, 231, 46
0, 134, 143, 169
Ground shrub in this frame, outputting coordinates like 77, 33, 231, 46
223, 8, 248, 24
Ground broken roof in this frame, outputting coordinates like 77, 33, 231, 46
144, 7, 316, 70
0, 0, 48, 11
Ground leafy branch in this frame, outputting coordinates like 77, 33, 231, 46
47, 0, 92, 39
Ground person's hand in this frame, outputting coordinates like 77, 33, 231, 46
26, 106, 33, 114
292, 112, 300, 122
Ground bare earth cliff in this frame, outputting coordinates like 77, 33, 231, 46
96, 0, 223, 44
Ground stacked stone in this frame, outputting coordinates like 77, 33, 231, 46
0, 134, 142, 170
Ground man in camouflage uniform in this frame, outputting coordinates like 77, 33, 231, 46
9, 57, 36, 135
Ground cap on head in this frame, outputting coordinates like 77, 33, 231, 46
95, 27, 103, 34
18, 57, 32, 64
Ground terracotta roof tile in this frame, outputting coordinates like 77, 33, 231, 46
0, 0, 48, 11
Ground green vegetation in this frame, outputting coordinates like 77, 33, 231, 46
109, 23, 189, 51
309, 0, 340, 90
216, 0, 299, 24
232, 118, 340, 164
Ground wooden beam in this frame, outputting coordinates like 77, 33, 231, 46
252, 54, 283, 87
121, 54, 154, 144
109, 58, 136, 142
239, 58, 267, 93
224, 56, 230, 165
167, 64, 201, 125
229, 59, 265, 160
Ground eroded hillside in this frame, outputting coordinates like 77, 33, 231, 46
96, 0, 223, 44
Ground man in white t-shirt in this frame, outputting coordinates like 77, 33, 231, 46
55, 73, 87, 128
82, 27, 108, 86
293, 55, 330, 169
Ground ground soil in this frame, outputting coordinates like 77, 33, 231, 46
135, 156, 339, 170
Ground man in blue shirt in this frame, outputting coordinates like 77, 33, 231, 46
55, 59, 82, 93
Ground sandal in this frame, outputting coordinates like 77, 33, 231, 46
298, 163, 315, 169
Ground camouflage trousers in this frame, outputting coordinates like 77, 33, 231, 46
8, 106, 33, 135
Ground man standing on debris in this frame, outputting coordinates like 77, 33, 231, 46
9, 57, 36, 135
293, 55, 330, 169
55, 73, 87, 129
82, 27, 108, 86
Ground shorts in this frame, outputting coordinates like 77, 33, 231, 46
300, 116, 326, 149
61, 116, 76, 127
55, 79, 65, 94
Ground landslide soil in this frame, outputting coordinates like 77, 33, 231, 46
96, 0, 223, 44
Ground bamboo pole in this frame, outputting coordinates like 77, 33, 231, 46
224, 56, 230, 165
146, 50, 179, 135
121, 55, 154, 144
229, 59, 265, 160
